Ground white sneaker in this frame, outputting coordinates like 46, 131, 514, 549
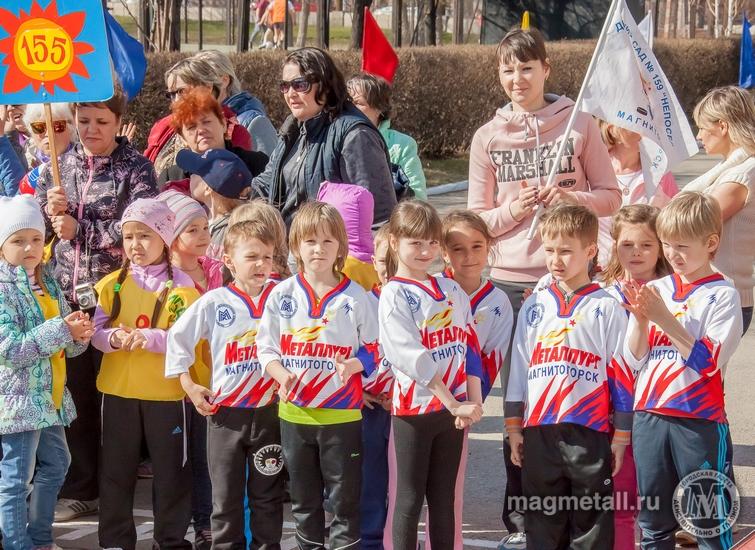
54, 498, 99, 522
675, 530, 697, 547
498, 532, 527, 550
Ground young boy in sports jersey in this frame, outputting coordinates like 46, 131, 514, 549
623, 192, 743, 550
505, 205, 633, 549
257, 202, 380, 550
165, 220, 284, 548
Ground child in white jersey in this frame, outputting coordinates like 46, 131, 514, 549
505, 204, 632, 549
166, 220, 283, 548
624, 192, 743, 550
599, 204, 670, 550
378, 200, 482, 550
257, 202, 380, 550
426, 210, 513, 549
360, 225, 394, 549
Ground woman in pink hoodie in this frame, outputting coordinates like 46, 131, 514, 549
466, 27, 620, 550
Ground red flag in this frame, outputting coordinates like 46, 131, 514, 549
361, 7, 399, 83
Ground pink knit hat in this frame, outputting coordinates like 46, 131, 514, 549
121, 198, 176, 246
156, 190, 208, 239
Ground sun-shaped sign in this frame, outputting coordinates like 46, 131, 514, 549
0, 0, 113, 104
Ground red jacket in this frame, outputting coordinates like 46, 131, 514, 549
144, 105, 253, 162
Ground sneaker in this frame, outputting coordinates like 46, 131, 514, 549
675, 530, 698, 547
497, 532, 527, 550
194, 529, 212, 550
54, 498, 99, 522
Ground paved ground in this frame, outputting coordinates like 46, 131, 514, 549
53, 153, 755, 549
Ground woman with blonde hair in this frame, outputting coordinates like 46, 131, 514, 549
144, 57, 252, 176
686, 85, 755, 332
192, 50, 278, 155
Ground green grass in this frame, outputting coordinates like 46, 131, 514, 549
115, 15, 478, 48
423, 156, 469, 187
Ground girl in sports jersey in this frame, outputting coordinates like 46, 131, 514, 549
599, 204, 670, 550
378, 200, 482, 550
257, 201, 380, 550
91, 199, 200, 550
418, 210, 515, 549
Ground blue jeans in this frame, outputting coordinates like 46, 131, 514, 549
0, 426, 71, 550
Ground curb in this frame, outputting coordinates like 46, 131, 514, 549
427, 180, 469, 196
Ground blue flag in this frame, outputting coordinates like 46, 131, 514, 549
104, 10, 147, 100
740, 14, 754, 88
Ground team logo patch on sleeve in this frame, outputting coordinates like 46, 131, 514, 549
403, 289, 421, 313
254, 444, 284, 476
526, 303, 545, 328
215, 304, 236, 328
279, 295, 298, 318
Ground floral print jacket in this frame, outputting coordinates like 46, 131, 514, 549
0, 261, 86, 435
35, 138, 157, 303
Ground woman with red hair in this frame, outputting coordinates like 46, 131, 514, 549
158, 89, 268, 189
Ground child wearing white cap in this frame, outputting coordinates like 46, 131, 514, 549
89, 198, 202, 550
0, 195, 93, 550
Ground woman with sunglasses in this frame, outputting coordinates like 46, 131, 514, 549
253, 47, 395, 226
33, 84, 158, 525
144, 57, 253, 178
13, 103, 77, 195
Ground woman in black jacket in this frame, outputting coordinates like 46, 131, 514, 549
252, 47, 396, 225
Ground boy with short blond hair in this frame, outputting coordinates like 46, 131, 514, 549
505, 204, 632, 549
624, 192, 742, 550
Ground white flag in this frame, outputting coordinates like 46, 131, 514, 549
581, 0, 698, 198
638, 12, 654, 49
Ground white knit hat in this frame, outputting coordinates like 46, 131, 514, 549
0, 195, 46, 247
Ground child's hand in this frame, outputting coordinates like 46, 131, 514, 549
363, 391, 380, 410
637, 285, 673, 326
64, 311, 94, 342
121, 326, 148, 352
451, 400, 482, 423
277, 372, 296, 403
611, 442, 626, 477
335, 354, 363, 386
509, 431, 524, 467
455, 416, 473, 430
185, 382, 216, 416
620, 280, 648, 324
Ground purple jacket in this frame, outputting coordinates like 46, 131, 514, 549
317, 181, 374, 262
35, 138, 157, 303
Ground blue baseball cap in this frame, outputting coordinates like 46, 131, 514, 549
176, 148, 253, 199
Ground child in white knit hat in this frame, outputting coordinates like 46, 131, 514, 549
0, 195, 93, 550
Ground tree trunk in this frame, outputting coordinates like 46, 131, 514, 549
351, 0, 373, 49
452, 0, 463, 43
237, 0, 251, 51
393, 0, 403, 46
316, 0, 329, 48
297, 0, 311, 47
169, 0, 181, 50
424, 0, 437, 45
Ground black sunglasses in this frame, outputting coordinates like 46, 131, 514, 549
164, 87, 189, 101
279, 76, 314, 94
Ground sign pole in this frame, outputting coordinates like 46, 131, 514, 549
43, 103, 62, 189
525, 0, 620, 240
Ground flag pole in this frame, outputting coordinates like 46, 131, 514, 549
526, 0, 621, 240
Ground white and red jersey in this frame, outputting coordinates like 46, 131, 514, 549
625, 273, 742, 423
506, 282, 633, 433
166, 282, 277, 408
256, 274, 380, 410
362, 286, 394, 397
379, 275, 482, 416
440, 270, 514, 400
